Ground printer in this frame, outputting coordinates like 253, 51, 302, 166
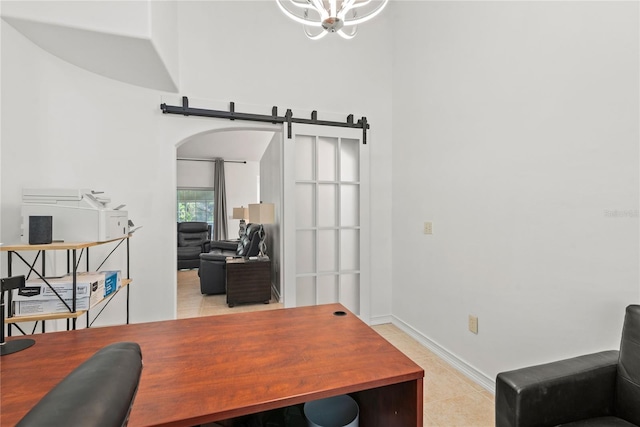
21, 189, 129, 243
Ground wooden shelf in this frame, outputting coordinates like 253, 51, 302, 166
0, 234, 132, 252
4, 279, 132, 324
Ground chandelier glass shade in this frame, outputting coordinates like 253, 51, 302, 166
276, 0, 389, 40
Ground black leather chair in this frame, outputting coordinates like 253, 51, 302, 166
177, 222, 211, 270
495, 304, 640, 427
17, 342, 143, 427
198, 223, 263, 294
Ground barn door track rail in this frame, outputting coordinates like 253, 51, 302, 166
160, 97, 369, 144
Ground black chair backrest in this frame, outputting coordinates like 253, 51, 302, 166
237, 223, 262, 257
615, 304, 640, 425
177, 222, 209, 247
17, 342, 143, 427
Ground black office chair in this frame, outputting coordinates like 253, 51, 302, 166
495, 305, 640, 427
16, 342, 143, 427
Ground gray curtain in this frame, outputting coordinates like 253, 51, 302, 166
213, 158, 228, 241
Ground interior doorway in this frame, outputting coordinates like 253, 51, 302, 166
171, 116, 371, 323
175, 125, 283, 317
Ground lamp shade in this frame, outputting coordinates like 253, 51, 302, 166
232, 207, 249, 220
249, 203, 275, 225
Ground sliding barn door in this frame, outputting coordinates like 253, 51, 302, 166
283, 123, 370, 322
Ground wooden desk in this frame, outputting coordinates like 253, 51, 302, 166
0, 304, 424, 427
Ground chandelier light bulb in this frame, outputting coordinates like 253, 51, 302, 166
276, 0, 389, 40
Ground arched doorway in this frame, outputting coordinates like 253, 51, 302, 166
163, 104, 370, 323
174, 124, 284, 317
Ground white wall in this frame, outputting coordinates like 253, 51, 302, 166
2, 0, 150, 37
177, 160, 215, 188
225, 161, 260, 237
1, 1, 394, 326
1, 19, 174, 323
391, 1, 639, 386
260, 133, 284, 298
2, 0, 179, 91
150, 0, 179, 89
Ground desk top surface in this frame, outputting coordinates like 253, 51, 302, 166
0, 304, 423, 427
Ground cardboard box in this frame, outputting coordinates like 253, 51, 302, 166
14, 278, 92, 301
77, 272, 107, 301
101, 270, 121, 297
79, 271, 121, 298
13, 297, 91, 316
13, 275, 103, 314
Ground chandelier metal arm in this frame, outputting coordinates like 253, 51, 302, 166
329, 0, 337, 17
349, 0, 375, 9
338, 0, 357, 15
276, 0, 322, 26
304, 25, 329, 40
287, 0, 314, 7
340, 0, 388, 26
310, 0, 328, 17
337, 26, 357, 39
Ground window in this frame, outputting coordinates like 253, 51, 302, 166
177, 188, 214, 228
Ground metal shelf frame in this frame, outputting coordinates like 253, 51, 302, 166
2, 236, 132, 335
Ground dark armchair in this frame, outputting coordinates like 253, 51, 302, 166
198, 223, 263, 294
495, 304, 640, 427
177, 222, 211, 270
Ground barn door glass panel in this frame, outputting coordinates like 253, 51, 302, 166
294, 133, 361, 315
317, 275, 339, 305
318, 184, 337, 227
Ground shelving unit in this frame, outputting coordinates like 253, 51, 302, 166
1, 235, 132, 334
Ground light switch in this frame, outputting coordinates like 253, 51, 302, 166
469, 315, 478, 334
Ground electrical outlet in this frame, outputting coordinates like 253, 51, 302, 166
468, 315, 478, 334
423, 221, 433, 235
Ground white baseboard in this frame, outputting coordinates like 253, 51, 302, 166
370, 314, 393, 325
391, 315, 496, 394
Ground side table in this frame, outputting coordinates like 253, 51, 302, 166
225, 257, 271, 307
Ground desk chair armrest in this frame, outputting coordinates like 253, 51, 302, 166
495, 350, 619, 427
17, 342, 143, 427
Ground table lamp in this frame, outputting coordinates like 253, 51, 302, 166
232, 206, 249, 238
1, 275, 35, 356
249, 203, 275, 258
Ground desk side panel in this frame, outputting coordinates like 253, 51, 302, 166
354, 378, 423, 427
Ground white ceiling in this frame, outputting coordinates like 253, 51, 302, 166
177, 130, 275, 162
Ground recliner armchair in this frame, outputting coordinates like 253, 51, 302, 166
495, 304, 640, 427
198, 223, 263, 294
177, 222, 211, 270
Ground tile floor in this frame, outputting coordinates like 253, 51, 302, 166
177, 270, 495, 426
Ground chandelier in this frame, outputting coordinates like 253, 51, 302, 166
276, 0, 389, 40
